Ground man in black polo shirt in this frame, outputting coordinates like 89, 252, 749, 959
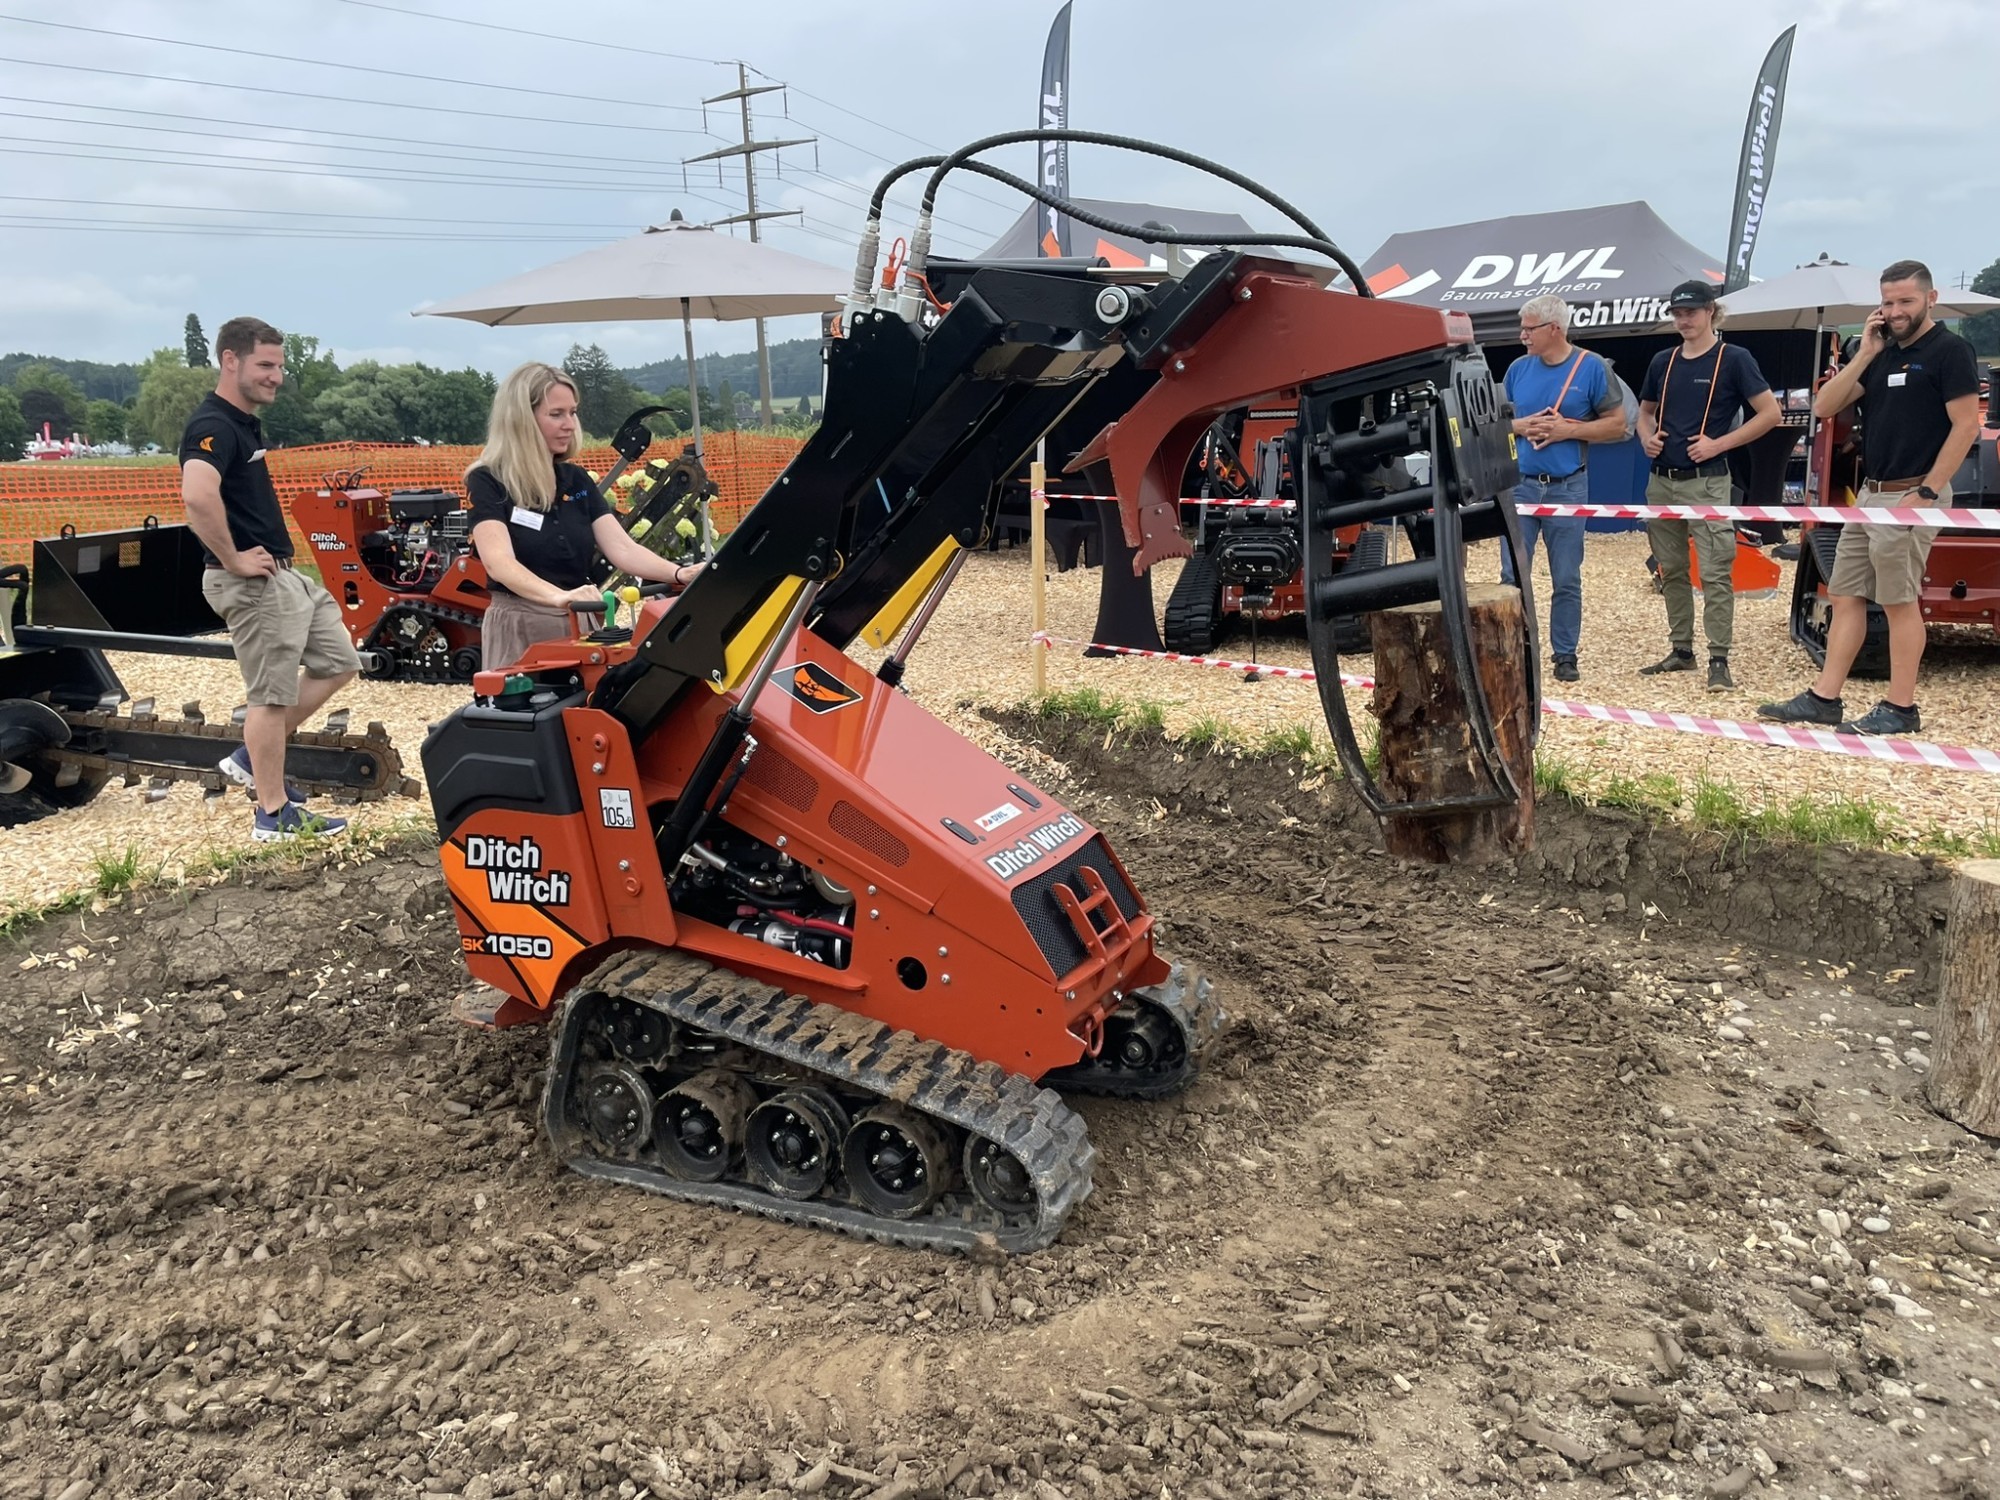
180, 316, 361, 840
1636, 280, 1783, 692
1759, 260, 1982, 736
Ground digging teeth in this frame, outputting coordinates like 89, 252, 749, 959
131, 697, 156, 719
182, 701, 204, 724
324, 709, 351, 736
230, 705, 248, 726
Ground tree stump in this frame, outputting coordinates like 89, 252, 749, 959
1367, 581, 1536, 864
1924, 860, 2000, 1137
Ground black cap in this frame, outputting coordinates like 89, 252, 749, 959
1667, 279, 1719, 309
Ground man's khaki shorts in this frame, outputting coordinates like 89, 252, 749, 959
201, 566, 363, 707
1827, 480, 1948, 608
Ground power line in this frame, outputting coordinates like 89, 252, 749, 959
2, 58, 713, 136
0, 215, 603, 243
0, 94, 707, 173
0, 114, 690, 182
332, 0, 735, 67
0, 194, 645, 229
0, 14, 709, 117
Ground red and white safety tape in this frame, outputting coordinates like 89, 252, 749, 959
1028, 633, 2000, 777
1037, 492, 2000, 528
1519, 501, 2000, 529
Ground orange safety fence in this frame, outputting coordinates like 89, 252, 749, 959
0, 432, 807, 567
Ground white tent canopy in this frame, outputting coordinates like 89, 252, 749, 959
1713, 255, 2000, 330
416, 215, 847, 453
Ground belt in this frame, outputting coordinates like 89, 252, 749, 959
1651, 460, 1731, 480
205, 557, 294, 570
1523, 470, 1584, 484
1863, 477, 1928, 492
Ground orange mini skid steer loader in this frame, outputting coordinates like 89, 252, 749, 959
421, 135, 1530, 1252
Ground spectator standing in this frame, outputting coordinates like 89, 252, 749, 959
180, 317, 358, 842
1758, 260, 1981, 735
1636, 281, 1783, 691
1501, 294, 1629, 683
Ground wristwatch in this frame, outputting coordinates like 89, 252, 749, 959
1915, 485, 1939, 501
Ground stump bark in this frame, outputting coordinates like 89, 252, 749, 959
1924, 860, 2000, 1137
1367, 581, 1536, 864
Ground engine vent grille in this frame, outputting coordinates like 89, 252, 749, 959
828, 799, 910, 867
1010, 837, 1142, 977
742, 746, 817, 812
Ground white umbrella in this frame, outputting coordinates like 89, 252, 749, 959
415, 212, 846, 457
1714, 255, 2000, 329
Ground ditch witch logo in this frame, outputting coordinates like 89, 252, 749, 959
985, 812, 1087, 880
1733, 83, 1779, 278
463, 834, 570, 905
780, 661, 863, 714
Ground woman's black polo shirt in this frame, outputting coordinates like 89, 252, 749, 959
467, 462, 610, 596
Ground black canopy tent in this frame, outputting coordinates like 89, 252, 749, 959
1361, 201, 1815, 511
981, 196, 1256, 267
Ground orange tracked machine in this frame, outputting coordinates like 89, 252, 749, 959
422, 134, 1533, 1251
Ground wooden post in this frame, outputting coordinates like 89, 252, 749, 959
1367, 581, 1536, 864
1924, 860, 2000, 1137
1030, 447, 1048, 696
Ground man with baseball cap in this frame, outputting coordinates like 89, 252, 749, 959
1636, 280, 1783, 691
1758, 259, 1981, 736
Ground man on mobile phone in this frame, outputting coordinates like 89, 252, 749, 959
1502, 295, 1630, 683
1758, 260, 1981, 736
1636, 281, 1783, 692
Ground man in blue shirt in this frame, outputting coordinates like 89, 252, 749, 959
1502, 295, 1630, 683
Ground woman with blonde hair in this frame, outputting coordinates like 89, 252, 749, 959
467, 361, 697, 667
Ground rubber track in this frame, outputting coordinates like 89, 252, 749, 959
1042, 964, 1223, 1101
1162, 548, 1223, 654
546, 949, 1097, 1254
47, 709, 415, 803
362, 602, 484, 684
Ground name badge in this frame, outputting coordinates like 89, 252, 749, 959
510, 506, 545, 530
1886, 372, 1908, 387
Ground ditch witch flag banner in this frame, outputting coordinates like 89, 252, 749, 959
1037, 2, 1073, 258
1723, 26, 1797, 295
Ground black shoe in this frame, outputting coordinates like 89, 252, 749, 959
1638, 649, 1696, 676
1552, 655, 1579, 683
1839, 700, 1921, 737
1707, 657, 1733, 692
1774, 542, 1801, 561
1757, 689, 1843, 726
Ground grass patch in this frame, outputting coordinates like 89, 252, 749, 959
1176, 715, 1234, 753
91, 843, 149, 897
1121, 700, 1167, 734
1598, 772, 1684, 814
0, 813, 434, 948
1032, 686, 1125, 726
1534, 751, 1591, 803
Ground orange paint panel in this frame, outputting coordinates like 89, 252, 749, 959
440, 810, 610, 1012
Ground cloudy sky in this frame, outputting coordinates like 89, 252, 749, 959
1, 0, 1990, 373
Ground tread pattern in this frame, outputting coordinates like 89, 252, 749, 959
545, 950, 1098, 1254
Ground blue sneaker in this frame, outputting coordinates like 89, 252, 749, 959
220, 745, 309, 805
252, 803, 348, 842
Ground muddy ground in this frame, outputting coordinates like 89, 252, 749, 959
2, 721, 1997, 1500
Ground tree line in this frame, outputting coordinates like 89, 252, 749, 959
0, 315, 823, 462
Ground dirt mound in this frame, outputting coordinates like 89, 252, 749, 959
1, 730, 1995, 1499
